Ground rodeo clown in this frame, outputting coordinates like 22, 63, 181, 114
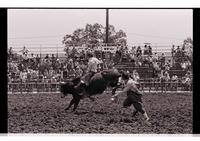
111, 71, 150, 121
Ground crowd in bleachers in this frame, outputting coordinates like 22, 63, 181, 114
7, 44, 193, 90
8, 46, 95, 83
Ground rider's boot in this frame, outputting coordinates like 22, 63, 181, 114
74, 80, 85, 92
74, 72, 91, 92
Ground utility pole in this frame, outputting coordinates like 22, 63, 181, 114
106, 9, 109, 44
56, 44, 58, 58
155, 43, 157, 54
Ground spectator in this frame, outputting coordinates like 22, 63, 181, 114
181, 61, 187, 70
148, 55, 153, 66
160, 53, 165, 69
153, 53, 158, 61
136, 55, 142, 67
185, 60, 192, 71
8, 73, 11, 83
175, 46, 182, 63
115, 48, 122, 62
45, 54, 49, 60
171, 45, 176, 58
181, 46, 186, 63
51, 54, 56, 69
51, 54, 56, 61
30, 53, 35, 59
142, 55, 149, 67
182, 71, 192, 90
130, 52, 135, 63
160, 70, 170, 91
171, 74, 178, 82
148, 45, 152, 56
57, 59, 62, 70
153, 59, 160, 70
74, 60, 79, 68
163, 71, 170, 81
8, 47, 14, 60
52, 76, 58, 83
143, 45, 148, 55
176, 46, 181, 54
171, 74, 178, 91
49, 67, 54, 78
130, 46, 136, 55
27, 69, 32, 82
29, 53, 35, 65
132, 70, 140, 82
22, 54, 29, 69
165, 59, 171, 71
64, 46, 70, 57
98, 58, 104, 71
74, 66, 83, 77
68, 58, 74, 69
36, 54, 40, 64
31, 70, 39, 81
80, 50, 86, 60
79, 60, 87, 74
136, 46, 142, 57
19, 46, 29, 56
20, 69, 27, 83
71, 46, 78, 58
181, 45, 186, 56
185, 71, 192, 79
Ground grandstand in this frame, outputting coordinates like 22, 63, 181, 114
7, 42, 192, 94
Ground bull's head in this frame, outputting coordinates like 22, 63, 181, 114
60, 81, 74, 98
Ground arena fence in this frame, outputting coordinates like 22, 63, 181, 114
7, 80, 192, 94
138, 80, 192, 93
8, 82, 61, 94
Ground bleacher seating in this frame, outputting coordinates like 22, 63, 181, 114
115, 62, 188, 79
115, 62, 154, 79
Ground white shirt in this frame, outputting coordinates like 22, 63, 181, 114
20, 72, 27, 82
182, 62, 186, 69
87, 57, 102, 72
123, 78, 141, 94
127, 78, 139, 86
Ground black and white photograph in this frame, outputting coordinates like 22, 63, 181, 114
7, 8, 193, 134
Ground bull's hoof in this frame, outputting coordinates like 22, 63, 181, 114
79, 95, 84, 99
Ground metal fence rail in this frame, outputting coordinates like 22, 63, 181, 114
139, 81, 192, 93
8, 80, 192, 94
8, 82, 61, 94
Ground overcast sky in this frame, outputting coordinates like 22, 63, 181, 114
8, 9, 193, 53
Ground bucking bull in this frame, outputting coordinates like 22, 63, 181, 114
60, 69, 150, 122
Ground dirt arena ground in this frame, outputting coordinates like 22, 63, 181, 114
8, 92, 192, 134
